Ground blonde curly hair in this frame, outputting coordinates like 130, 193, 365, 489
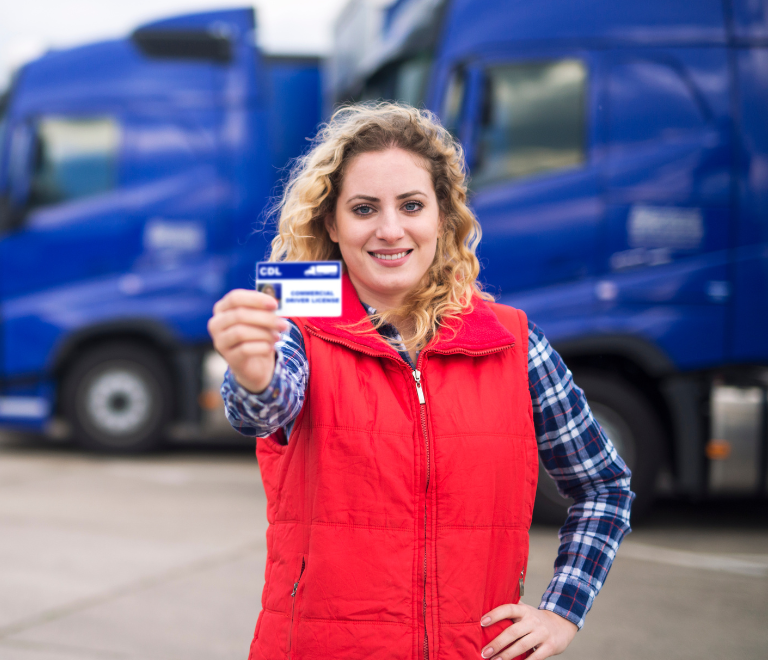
268, 102, 492, 352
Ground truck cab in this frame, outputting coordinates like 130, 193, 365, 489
331, 0, 768, 519
0, 8, 320, 450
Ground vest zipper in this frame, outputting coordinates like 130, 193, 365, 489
410, 349, 514, 660
288, 556, 305, 656
412, 369, 426, 404
304, 324, 516, 660
412, 366, 430, 660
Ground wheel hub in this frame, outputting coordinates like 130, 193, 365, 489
86, 370, 151, 435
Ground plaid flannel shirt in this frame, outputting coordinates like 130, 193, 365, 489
221, 307, 634, 630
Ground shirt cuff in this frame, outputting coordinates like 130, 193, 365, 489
225, 356, 284, 405
539, 574, 596, 631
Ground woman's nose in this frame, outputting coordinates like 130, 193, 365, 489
375, 207, 406, 242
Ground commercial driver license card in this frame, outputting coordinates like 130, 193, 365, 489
256, 261, 342, 317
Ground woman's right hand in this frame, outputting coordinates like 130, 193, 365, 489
207, 289, 290, 394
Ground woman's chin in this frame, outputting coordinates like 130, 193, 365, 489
357, 274, 420, 303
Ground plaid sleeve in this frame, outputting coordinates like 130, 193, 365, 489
528, 321, 635, 630
220, 320, 308, 440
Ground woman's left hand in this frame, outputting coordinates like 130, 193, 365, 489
479, 602, 578, 659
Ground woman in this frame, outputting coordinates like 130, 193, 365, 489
208, 103, 634, 660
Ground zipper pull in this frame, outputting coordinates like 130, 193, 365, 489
291, 557, 305, 597
519, 570, 525, 598
412, 370, 425, 404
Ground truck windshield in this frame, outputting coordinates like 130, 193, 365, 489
354, 53, 432, 108
350, 53, 432, 108
333, 0, 448, 106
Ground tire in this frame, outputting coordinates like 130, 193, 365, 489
62, 343, 173, 452
532, 370, 664, 526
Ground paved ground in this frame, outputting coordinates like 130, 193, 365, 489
1, 432, 766, 660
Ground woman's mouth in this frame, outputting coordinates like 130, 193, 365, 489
369, 249, 413, 261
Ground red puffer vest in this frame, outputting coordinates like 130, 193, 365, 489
250, 274, 538, 660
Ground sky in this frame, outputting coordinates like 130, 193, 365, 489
0, 0, 357, 90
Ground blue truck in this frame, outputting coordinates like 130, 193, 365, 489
0, 8, 321, 449
330, 0, 768, 519
1, 1, 766, 521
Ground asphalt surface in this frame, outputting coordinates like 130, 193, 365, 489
1, 432, 766, 660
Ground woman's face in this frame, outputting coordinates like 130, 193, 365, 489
326, 147, 441, 311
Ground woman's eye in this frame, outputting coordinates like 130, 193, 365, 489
403, 201, 423, 213
353, 204, 374, 216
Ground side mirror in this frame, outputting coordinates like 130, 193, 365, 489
457, 66, 486, 189
0, 121, 37, 232
0, 192, 26, 233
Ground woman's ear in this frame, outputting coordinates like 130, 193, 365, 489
324, 213, 339, 243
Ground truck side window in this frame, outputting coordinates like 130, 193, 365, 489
473, 60, 586, 188
28, 117, 120, 210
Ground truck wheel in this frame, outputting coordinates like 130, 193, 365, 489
533, 370, 664, 525
62, 343, 173, 452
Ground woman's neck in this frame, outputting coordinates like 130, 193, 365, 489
349, 276, 420, 364
358, 297, 418, 367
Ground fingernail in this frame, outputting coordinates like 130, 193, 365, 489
481, 616, 491, 626
482, 647, 493, 658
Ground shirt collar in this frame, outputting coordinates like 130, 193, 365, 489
359, 301, 409, 353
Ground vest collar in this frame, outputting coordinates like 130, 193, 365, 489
303, 272, 516, 359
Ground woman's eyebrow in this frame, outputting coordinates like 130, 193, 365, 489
347, 190, 427, 204
396, 190, 427, 199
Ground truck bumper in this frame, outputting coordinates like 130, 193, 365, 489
0, 382, 54, 431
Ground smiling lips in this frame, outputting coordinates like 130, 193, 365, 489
370, 249, 413, 261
